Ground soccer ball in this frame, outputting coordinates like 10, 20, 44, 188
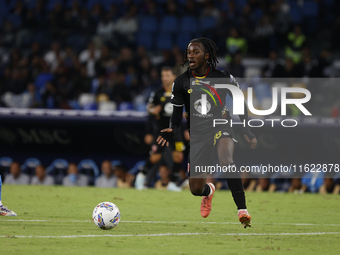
92, 202, 121, 230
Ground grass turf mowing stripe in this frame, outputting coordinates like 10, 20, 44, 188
1, 232, 340, 238
2, 219, 340, 227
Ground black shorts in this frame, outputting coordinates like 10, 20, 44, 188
188, 126, 237, 177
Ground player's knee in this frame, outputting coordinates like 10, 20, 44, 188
219, 157, 233, 167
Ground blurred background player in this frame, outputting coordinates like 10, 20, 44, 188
0, 171, 17, 216
31, 165, 55, 185
136, 67, 185, 191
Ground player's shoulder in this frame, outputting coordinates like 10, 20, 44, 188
154, 86, 165, 94
212, 69, 239, 86
211, 68, 232, 78
174, 69, 190, 84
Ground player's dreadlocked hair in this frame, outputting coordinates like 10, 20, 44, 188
181, 37, 219, 69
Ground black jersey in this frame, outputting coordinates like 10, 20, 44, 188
148, 87, 173, 130
171, 68, 240, 132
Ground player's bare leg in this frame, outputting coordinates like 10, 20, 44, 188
189, 175, 215, 218
217, 137, 251, 228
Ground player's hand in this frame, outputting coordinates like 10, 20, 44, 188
151, 105, 162, 115
156, 128, 173, 147
244, 134, 257, 149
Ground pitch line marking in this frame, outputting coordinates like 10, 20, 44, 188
1, 232, 340, 239
2, 219, 340, 227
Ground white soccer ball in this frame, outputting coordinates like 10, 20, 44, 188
92, 202, 121, 230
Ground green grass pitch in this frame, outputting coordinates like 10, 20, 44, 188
0, 185, 339, 255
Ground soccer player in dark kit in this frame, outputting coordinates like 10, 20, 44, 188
139, 67, 185, 191
157, 38, 257, 228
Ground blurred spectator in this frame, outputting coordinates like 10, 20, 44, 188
41, 81, 57, 109
62, 163, 88, 186
165, 0, 180, 16
79, 42, 101, 78
285, 25, 306, 64
113, 163, 134, 188
31, 165, 54, 185
319, 174, 340, 194
154, 165, 170, 190
272, 0, 290, 44
4, 162, 30, 185
226, 28, 247, 63
44, 42, 65, 72
115, 6, 138, 45
255, 178, 270, 192
184, 0, 199, 16
254, 15, 274, 57
95, 160, 117, 188
95, 45, 114, 77
96, 14, 115, 44
74, 64, 92, 97
272, 58, 303, 78
227, 53, 245, 78
201, 0, 221, 21
262, 50, 284, 78
26, 82, 42, 108
313, 48, 333, 78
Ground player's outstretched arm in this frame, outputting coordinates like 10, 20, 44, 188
157, 105, 183, 147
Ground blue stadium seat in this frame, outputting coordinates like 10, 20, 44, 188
159, 16, 179, 33
101, 0, 118, 11
25, 0, 38, 9
111, 160, 123, 168
46, 0, 63, 11
21, 158, 41, 176
0, 0, 8, 18
235, 0, 247, 12
86, 0, 102, 10
139, 16, 158, 33
118, 102, 134, 111
77, 159, 100, 185
156, 33, 173, 51
65, 0, 85, 8
6, 14, 22, 28
128, 161, 145, 175
179, 16, 198, 34
303, 1, 319, 17
251, 8, 263, 23
200, 16, 217, 31
322, 0, 334, 7
175, 33, 191, 51
289, 6, 303, 24
46, 159, 69, 185
136, 32, 154, 50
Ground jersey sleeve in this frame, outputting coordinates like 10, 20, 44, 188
170, 79, 184, 106
148, 91, 157, 105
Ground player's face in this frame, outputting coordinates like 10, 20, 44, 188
187, 42, 209, 71
161, 70, 175, 89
